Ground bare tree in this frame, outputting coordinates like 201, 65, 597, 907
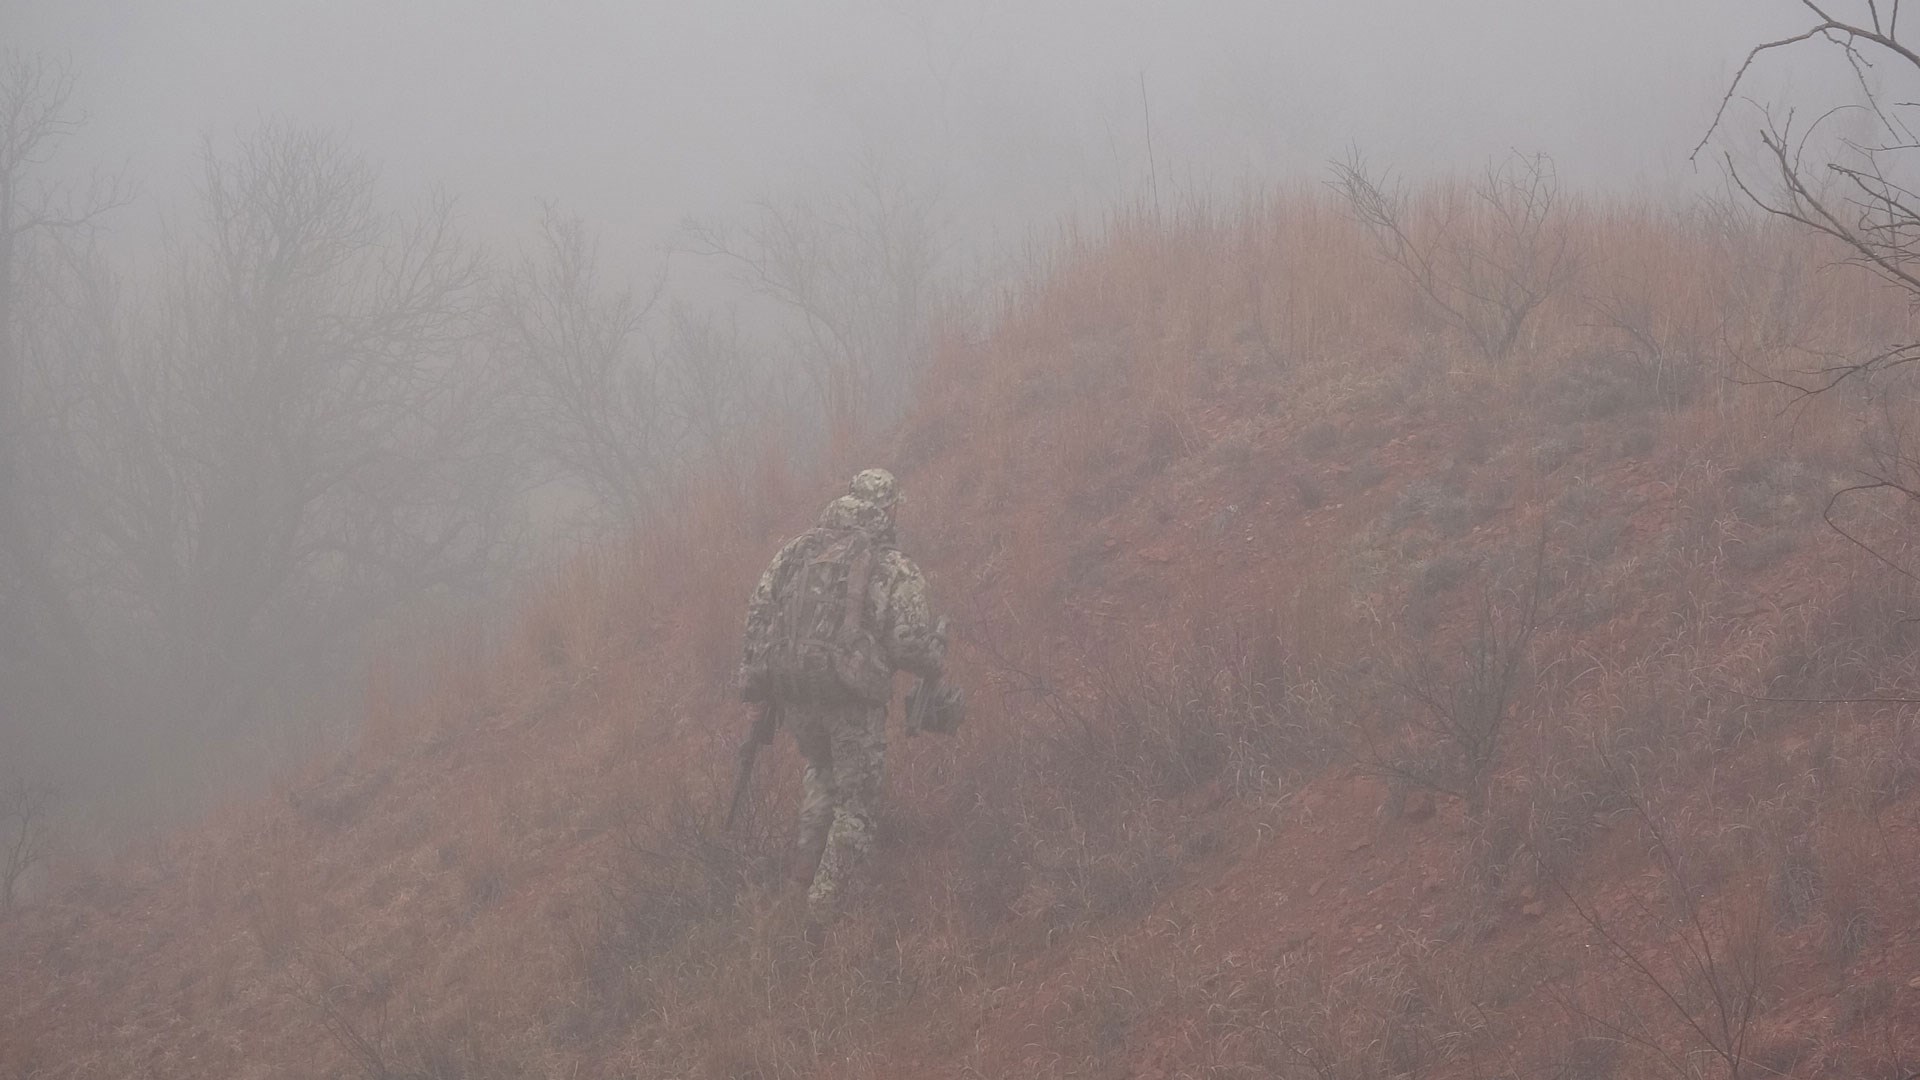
681, 150, 945, 455
0, 52, 128, 681
1330, 150, 1581, 361
36, 124, 523, 753
1705, 4, 1920, 578
656, 300, 772, 498
0, 777, 54, 913
492, 208, 782, 534
490, 206, 672, 530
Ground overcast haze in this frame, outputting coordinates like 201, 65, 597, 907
12, 1, 1802, 258
0, 0, 1859, 827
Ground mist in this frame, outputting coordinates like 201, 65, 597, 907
17, 1, 1793, 247
0, 0, 1850, 833
23, 4, 1920, 1075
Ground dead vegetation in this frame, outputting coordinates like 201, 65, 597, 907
9, 171, 1920, 1079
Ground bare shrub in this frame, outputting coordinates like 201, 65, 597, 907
1356, 538, 1547, 817
1553, 785, 1778, 1080
1331, 150, 1581, 361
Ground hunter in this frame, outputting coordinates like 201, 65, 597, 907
737, 468, 954, 921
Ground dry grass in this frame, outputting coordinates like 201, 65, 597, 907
11, 179, 1920, 1079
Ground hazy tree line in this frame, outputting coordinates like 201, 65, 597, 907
0, 52, 949, 829
8, 1, 1907, 846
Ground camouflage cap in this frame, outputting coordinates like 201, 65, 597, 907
848, 468, 899, 508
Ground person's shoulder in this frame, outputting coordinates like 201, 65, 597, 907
766, 529, 819, 568
784, 526, 829, 551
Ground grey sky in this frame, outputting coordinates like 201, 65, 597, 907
8, 1, 1811, 259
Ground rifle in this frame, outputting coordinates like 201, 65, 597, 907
724, 703, 780, 831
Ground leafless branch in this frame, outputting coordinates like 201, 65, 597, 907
1330, 150, 1579, 361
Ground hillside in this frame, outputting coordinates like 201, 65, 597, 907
7, 189, 1920, 1079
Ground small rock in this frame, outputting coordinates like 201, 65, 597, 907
1520, 885, 1537, 902
1908, 976, 1920, 990
1308, 878, 1326, 898
1400, 789, 1436, 822
1346, 837, 1373, 854
1522, 901, 1547, 918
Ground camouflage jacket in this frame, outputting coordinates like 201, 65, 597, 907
740, 523, 946, 694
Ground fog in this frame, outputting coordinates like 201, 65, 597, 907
0, 0, 1847, 834
16, 0, 1793, 253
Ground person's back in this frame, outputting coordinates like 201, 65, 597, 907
738, 469, 945, 922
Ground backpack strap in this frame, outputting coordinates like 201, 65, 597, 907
839, 531, 875, 637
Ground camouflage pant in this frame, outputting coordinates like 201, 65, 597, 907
786, 701, 887, 919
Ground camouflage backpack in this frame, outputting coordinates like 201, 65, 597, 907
745, 526, 894, 706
